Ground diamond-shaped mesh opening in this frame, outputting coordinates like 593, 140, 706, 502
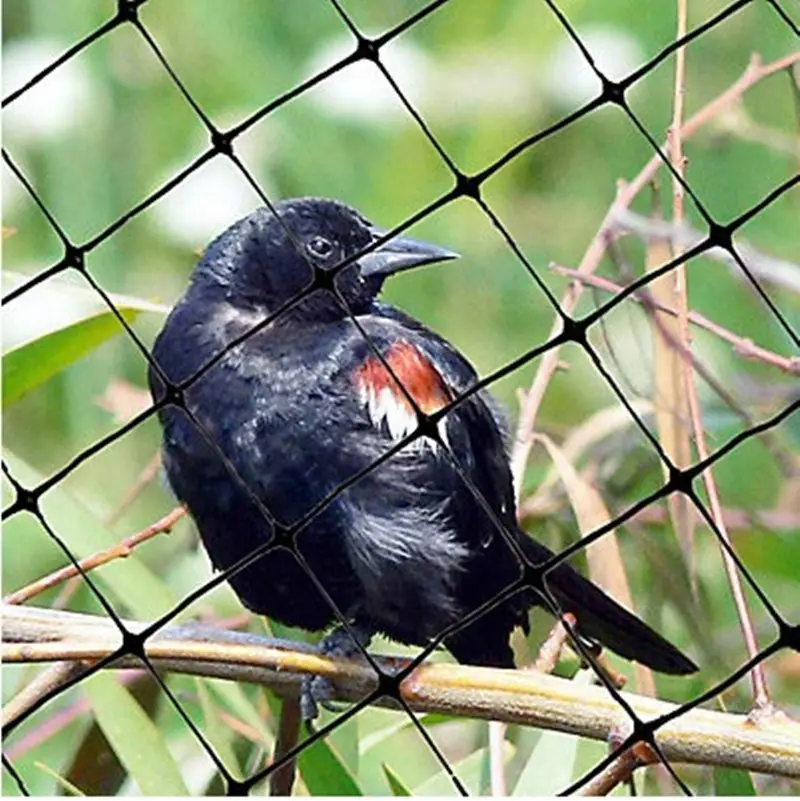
3, 0, 798, 796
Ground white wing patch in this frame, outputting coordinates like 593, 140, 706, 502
358, 383, 450, 449
355, 342, 452, 449
360, 384, 417, 442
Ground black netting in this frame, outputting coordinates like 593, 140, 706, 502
3, 0, 798, 796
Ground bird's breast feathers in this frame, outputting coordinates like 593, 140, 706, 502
354, 341, 451, 446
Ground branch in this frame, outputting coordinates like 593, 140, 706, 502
508, 49, 800, 490
3, 605, 798, 780
3, 507, 186, 606
611, 209, 800, 294
520, 493, 800, 534
550, 266, 800, 376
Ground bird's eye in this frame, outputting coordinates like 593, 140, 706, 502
307, 236, 333, 259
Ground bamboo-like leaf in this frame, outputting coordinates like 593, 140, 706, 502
533, 433, 655, 694
645, 220, 695, 579
196, 679, 242, 781
33, 762, 85, 797
2, 271, 169, 409
298, 734, 363, 796
382, 763, 413, 796
3, 310, 140, 409
85, 672, 189, 796
414, 741, 515, 796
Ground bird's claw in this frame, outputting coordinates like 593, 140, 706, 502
300, 674, 345, 722
298, 622, 374, 722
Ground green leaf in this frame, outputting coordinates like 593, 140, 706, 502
714, 766, 757, 795
196, 679, 242, 781
358, 710, 451, 795
513, 728, 579, 796
298, 735, 363, 796
206, 678, 273, 745
360, 711, 449, 753
85, 672, 189, 796
2, 271, 169, 410
382, 763, 412, 796
3, 450, 176, 619
512, 670, 593, 795
326, 708, 359, 777
33, 762, 85, 796
414, 741, 515, 796
3, 309, 139, 409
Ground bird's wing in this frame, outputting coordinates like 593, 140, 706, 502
354, 311, 518, 539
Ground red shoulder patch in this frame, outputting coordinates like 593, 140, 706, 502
356, 341, 452, 415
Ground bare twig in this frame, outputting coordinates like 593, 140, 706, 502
2, 662, 90, 730
714, 103, 800, 155
533, 614, 576, 675
687, 390, 772, 710
645, 202, 697, 595
270, 699, 301, 797
488, 719, 507, 796
3, 506, 186, 606
4, 670, 146, 761
648, 11, 693, 791
550, 266, 800, 375
575, 744, 644, 796
509, 51, 800, 486
3, 605, 799, 779
105, 452, 163, 526
665, 20, 772, 712
611, 209, 800, 293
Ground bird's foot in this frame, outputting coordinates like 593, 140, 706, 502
300, 622, 373, 723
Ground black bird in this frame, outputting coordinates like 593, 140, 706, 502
149, 197, 696, 716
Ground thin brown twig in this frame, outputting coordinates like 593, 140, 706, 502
575, 744, 642, 796
488, 718, 507, 796
552, 261, 799, 491
105, 451, 163, 526
2, 661, 90, 729
519, 494, 800, 534
550, 266, 800, 375
3, 506, 186, 606
270, 698, 301, 796
611, 209, 800, 292
533, 613, 576, 675
509, 51, 800, 488
666, 18, 771, 712
687, 381, 772, 710
647, 12, 692, 791
4, 670, 147, 761
658, 0, 695, 626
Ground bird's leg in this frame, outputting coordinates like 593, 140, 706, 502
300, 620, 374, 722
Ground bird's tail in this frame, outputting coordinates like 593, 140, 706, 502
519, 532, 697, 676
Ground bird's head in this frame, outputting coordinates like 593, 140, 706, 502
192, 197, 458, 321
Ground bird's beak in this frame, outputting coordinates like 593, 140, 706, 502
358, 228, 459, 278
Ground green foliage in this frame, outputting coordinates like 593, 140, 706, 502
3, 0, 797, 795
85, 673, 189, 796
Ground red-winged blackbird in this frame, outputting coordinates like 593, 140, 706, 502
149, 197, 696, 717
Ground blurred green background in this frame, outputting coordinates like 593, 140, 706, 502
3, 0, 798, 795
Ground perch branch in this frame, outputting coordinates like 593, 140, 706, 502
2, 605, 798, 780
